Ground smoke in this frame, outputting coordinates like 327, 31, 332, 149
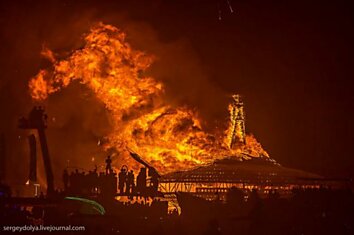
0, 2, 109, 187
121, 22, 229, 127
0, 1, 230, 188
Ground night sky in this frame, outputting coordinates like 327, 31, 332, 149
0, 0, 353, 183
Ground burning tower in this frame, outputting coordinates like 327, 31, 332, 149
28, 23, 269, 174
227, 94, 246, 148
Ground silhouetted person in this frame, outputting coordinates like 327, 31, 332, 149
105, 155, 112, 174
62, 169, 69, 191
203, 219, 222, 235
70, 169, 80, 193
126, 170, 135, 194
118, 166, 127, 194
248, 189, 261, 206
268, 189, 280, 200
137, 168, 147, 196
86, 170, 93, 193
226, 186, 245, 214
149, 168, 159, 193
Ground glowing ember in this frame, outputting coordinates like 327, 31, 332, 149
28, 23, 269, 174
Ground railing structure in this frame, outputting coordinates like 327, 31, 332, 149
158, 159, 346, 200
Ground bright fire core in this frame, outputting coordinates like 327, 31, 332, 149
29, 23, 269, 174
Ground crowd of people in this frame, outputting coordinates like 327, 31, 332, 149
1, 180, 353, 234
1, 154, 353, 234
62, 156, 160, 197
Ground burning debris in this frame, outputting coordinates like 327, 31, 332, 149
28, 23, 268, 174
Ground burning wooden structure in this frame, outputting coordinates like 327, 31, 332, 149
28, 23, 270, 176
158, 157, 348, 201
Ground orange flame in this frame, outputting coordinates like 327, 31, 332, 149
28, 23, 269, 174
41, 44, 56, 63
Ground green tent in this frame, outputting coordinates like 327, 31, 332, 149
64, 196, 106, 215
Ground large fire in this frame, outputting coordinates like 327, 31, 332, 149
29, 23, 269, 174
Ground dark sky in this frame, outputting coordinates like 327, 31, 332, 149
0, 0, 353, 182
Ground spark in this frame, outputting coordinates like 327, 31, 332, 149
227, 0, 234, 13
217, 0, 235, 20
218, 3, 222, 20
